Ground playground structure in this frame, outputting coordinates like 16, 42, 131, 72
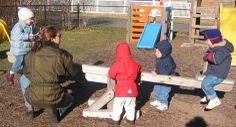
220, 4, 236, 66
0, 19, 10, 44
82, 64, 234, 119
127, 1, 172, 48
0, 19, 15, 63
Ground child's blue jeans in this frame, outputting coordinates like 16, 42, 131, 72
153, 84, 171, 106
11, 55, 24, 73
201, 75, 224, 100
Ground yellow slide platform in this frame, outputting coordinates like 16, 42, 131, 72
220, 4, 236, 66
0, 19, 10, 44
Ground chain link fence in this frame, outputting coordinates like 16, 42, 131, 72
0, 1, 235, 30
0, 5, 79, 30
0, 4, 129, 30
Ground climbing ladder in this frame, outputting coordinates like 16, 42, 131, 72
188, 0, 219, 45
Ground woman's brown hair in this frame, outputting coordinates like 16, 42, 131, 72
32, 26, 59, 52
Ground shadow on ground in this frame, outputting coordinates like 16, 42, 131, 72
186, 116, 208, 127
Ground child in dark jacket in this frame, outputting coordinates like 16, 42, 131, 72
200, 29, 234, 111
108, 42, 141, 126
150, 40, 176, 111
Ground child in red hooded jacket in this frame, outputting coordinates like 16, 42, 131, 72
108, 42, 141, 126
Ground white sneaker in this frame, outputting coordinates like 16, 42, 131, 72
150, 100, 161, 107
156, 104, 168, 111
200, 96, 208, 104
205, 97, 221, 111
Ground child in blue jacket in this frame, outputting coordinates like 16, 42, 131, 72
150, 40, 177, 111
201, 29, 234, 111
6, 7, 38, 85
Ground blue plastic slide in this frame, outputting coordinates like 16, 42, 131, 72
137, 23, 162, 49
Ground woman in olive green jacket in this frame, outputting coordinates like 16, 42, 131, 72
20, 26, 78, 123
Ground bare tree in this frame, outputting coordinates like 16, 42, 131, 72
60, 0, 74, 29
78, 0, 95, 27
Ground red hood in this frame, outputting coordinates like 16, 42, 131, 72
116, 42, 137, 78
116, 42, 131, 62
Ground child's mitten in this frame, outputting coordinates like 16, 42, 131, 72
34, 32, 42, 41
28, 34, 35, 41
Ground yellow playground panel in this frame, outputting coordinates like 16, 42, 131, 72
0, 19, 11, 44
0, 19, 14, 63
220, 4, 236, 66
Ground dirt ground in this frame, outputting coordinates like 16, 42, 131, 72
0, 34, 235, 127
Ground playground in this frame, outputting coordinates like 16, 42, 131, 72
0, 0, 236, 127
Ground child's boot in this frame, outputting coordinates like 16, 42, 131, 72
205, 97, 221, 111
5, 73, 14, 85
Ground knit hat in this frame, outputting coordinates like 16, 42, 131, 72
204, 29, 223, 44
18, 7, 34, 21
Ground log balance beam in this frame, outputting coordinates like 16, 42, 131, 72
82, 64, 235, 118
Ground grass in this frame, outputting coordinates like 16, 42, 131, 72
60, 26, 126, 61
0, 26, 126, 84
